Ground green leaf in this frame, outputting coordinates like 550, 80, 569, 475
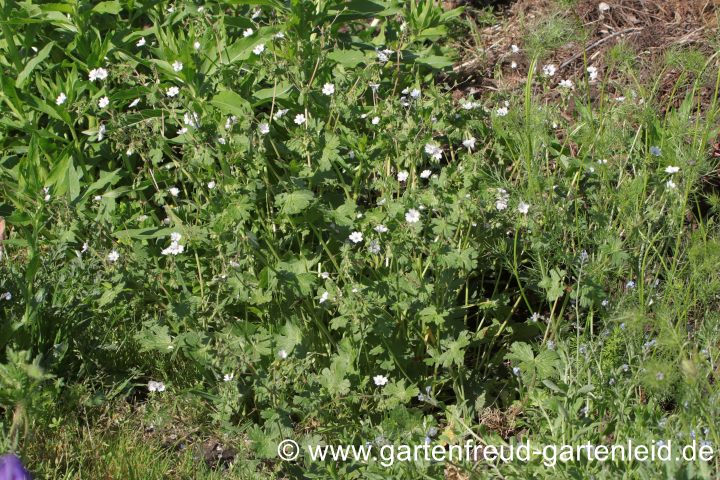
382, 380, 419, 409
112, 227, 176, 240
327, 49, 367, 68
220, 28, 277, 65
275, 190, 314, 215
92, 1, 121, 14
506, 342, 534, 365
16, 42, 55, 88
135, 323, 174, 352
539, 268, 566, 302
252, 82, 293, 106
210, 91, 251, 117
506, 342, 559, 381
413, 54, 453, 69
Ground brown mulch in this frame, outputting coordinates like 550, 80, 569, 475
454, 0, 719, 95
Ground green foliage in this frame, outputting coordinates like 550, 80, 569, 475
0, 0, 719, 478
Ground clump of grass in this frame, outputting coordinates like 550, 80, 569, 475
523, 14, 584, 60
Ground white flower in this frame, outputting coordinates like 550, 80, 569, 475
558, 79, 574, 89
172, 60, 183, 72
183, 112, 200, 128
170, 232, 182, 242
369, 82, 380, 92
410, 88, 421, 98
517, 201, 530, 214
278, 349, 288, 359
223, 372, 234, 382
136, 37, 146, 47
259, 122, 270, 135
374, 224, 388, 233
274, 31, 285, 39
178, 127, 188, 135
511, 61, 517, 69
107, 250, 120, 262
666, 179, 677, 189
405, 208, 420, 224
495, 188, 509, 211
225, 115, 238, 129
424, 143, 443, 160
322, 83, 335, 96
377, 50, 389, 63
88, 67, 108, 81
319, 291, 329, 304
320, 271, 330, 279
55, 92, 67, 105
587, 66, 598, 81
169, 187, 180, 197
274, 109, 288, 120
129, 98, 140, 108
511, 44, 520, 53
97, 124, 106, 141
367, 240, 381, 254
193, 41, 201, 50
252, 43, 265, 55
294, 113, 306, 125
162, 239, 185, 256
1, 292, 12, 301
420, 169, 432, 179
349, 231, 363, 243
665, 165, 679, 174
371, 116, 380, 125
166, 86, 179, 97
373, 375, 388, 386
98, 96, 109, 109
243, 28, 254, 37
463, 137, 476, 150
148, 381, 166, 392
542, 64, 557, 77
496, 106, 509, 116
397, 170, 409, 182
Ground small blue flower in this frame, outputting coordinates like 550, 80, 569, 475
512, 367, 521, 376
650, 146, 662, 156
0, 454, 31, 480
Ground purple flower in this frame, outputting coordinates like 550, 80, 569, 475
0, 454, 31, 480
